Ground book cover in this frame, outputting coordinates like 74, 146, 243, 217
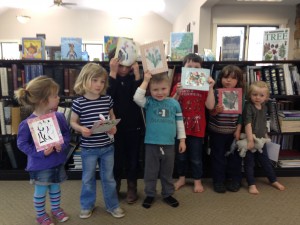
170, 32, 193, 61
140, 40, 168, 75
22, 37, 45, 60
218, 88, 242, 114
181, 67, 210, 91
91, 118, 121, 134
114, 37, 137, 66
104, 35, 119, 61
61, 37, 82, 60
262, 28, 289, 60
221, 36, 241, 61
27, 112, 64, 152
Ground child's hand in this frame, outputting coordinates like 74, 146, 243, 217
81, 126, 92, 137
247, 140, 254, 150
143, 71, 152, 83
207, 77, 215, 89
131, 62, 141, 80
210, 104, 223, 116
109, 58, 119, 78
54, 144, 62, 153
44, 146, 55, 156
178, 139, 186, 153
107, 126, 117, 135
176, 83, 183, 96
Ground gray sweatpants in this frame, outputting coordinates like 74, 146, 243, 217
144, 144, 175, 198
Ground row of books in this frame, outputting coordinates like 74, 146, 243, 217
244, 64, 300, 96
0, 64, 81, 98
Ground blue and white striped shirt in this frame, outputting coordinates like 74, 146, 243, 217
72, 95, 114, 147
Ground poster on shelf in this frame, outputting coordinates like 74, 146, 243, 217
170, 32, 193, 61
22, 37, 45, 60
221, 36, 241, 61
262, 28, 289, 60
61, 37, 82, 60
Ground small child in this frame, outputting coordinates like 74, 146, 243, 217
208, 65, 244, 193
15, 76, 70, 225
70, 63, 125, 219
134, 71, 186, 209
107, 48, 144, 204
171, 53, 215, 193
243, 81, 285, 194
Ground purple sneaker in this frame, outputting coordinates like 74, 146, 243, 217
51, 208, 69, 222
36, 213, 54, 225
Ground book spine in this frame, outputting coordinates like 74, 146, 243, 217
261, 68, 272, 95
276, 67, 286, 95
12, 64, 18, 91
270, 67, 279, 95
4, 142, 18, 169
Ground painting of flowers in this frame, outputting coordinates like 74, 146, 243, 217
140, 40, 168, 75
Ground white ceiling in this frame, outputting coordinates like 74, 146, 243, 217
0, 0, 298, 24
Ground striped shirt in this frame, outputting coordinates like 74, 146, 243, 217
72, 95, 114, 147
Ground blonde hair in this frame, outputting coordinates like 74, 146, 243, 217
73, 63, 108, 95
247, 80, 270, 100
14, 76, 59, 109
149, 72, 169, 87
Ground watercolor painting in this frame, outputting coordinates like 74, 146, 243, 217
218, 88, 242, 114
22, 37, 45, 60
91, 118, 121, 134
181, 67, 210, 91
140, 40, 168, 75
27, 112, 64, 152
61, 37, 82, 60
114, 37, 137, 66
170, 32, 193, 61
104, 35, 119, 61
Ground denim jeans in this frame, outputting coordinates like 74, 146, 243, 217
80, 145, 119, 212
176, 136, 204, 179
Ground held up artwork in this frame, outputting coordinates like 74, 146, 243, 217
27, 112, 64, 152
140, 40, 168, 75
114, 37, 137, 66
91, 118, 121, 134
218, 88, 242, 114
181, 67, 210, 91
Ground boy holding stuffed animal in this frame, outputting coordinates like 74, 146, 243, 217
242, 81, 285, 194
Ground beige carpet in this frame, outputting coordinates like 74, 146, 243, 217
0, 177, 299, 225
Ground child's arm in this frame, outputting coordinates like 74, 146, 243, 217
70, 111, 92, 137
234, 123, 242, 140
133, 71, 152, 107
245, 123, 254, 150
109, 58, 119, 79
172, 83, 182, 100
205, 77, 215, 110
209, 104, 224, 116
131, 62, 141, 81
178, 138, 186, 153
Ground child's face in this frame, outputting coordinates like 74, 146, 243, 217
184, 60, 201, 68
221, 74, 238, 88
47, 91, 60, 111
87, 76, 106, 96
250, 86, 268, 106
150, 80, 170, 101
118, 65, 131, 77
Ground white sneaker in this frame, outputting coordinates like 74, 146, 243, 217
107, 207, 125, 218
79, 207, 95, 219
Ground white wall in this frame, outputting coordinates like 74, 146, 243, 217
0, 8, 172, 47
211, 5, 296, 59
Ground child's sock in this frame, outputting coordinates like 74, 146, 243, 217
49, 184, 61, 211
34, 185, 48, 217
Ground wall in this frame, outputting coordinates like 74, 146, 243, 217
211, 4, 296, 59
0, 8, 172, 47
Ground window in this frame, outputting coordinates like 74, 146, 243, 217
82, 43, 104, 61
1, 42, 19, 59
215, 25, 278, 61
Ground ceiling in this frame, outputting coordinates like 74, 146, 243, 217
0, 0, 298, 24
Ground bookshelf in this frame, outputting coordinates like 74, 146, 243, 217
0, 59, 300, 180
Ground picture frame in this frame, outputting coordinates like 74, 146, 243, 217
181, 67, 210, 91
140, 40, 168, 75
218, 88, 242, 114
22, 37, 45, 60
61, 37, 82, 60
27, 112, 64, 152
114, 37, 137, 66
170, 32, 193, 61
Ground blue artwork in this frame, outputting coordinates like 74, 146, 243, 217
61, 37, 82, 60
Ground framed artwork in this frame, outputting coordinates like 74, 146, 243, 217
181, 67, 210, 91
218, 88, 242, 114
61, 37, 82, 60
140, 40, 168, 75
114, 37, 137, 66
22, 37, 45, 60
91, 118, 121, 134
170, 32, 193, 61
27, 112, 64, 152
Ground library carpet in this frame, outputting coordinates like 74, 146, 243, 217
1, 177, 300, 225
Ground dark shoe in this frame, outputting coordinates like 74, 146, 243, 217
142, 196, 154, 209
214, 182, 226, 193
226, 181, 241, 192
163, 196, 179, 208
